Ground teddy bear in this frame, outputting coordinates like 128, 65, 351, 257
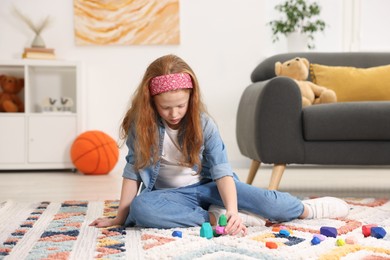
0, 75, 25, 112
275, 57, 337, 107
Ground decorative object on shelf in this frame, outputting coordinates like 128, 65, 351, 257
60, 97, 74, 112
41, 97, 56, 112
74, 0, 180, 45
22, 47, 56, 60
41, 96, 73, 112
12, 6, 52, 48
0, 74, 24, 113
70, 130, 119, 175
267, 0, 327, 51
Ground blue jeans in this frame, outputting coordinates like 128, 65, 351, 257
125, 179, 304, 228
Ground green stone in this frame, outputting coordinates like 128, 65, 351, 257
218, 214, 227, 226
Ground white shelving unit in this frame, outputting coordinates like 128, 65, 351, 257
0, 59, 82, 170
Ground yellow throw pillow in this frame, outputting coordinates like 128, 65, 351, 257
310, 64, 390, 102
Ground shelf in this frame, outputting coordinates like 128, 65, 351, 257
28, 66, 77, 113
0, 59, 82, 170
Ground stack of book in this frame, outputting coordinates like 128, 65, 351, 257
22, 47, 56, 60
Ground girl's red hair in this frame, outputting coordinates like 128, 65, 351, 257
120, 54, 206, 171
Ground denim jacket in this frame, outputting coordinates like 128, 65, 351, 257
122, 113, 234, 192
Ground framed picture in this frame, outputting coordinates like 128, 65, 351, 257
74, 0, 180, 45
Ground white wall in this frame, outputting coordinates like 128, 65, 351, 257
1, 0, 389, 173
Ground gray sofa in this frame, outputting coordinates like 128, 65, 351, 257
236, 52, 390, 190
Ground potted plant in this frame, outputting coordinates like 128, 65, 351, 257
267, 0, 327, 50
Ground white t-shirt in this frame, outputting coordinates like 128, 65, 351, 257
154, 122, 202, 189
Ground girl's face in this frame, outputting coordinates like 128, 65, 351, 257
153, 89, 190, 129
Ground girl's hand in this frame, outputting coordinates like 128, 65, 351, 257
89, 217, 121, 228
224, 212, 247, 236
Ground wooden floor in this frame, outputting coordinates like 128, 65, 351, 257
0, 170, 123, 202
1, 166, 389, 202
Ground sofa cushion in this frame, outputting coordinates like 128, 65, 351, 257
303, 102, 390, 141
310, 64, 390, 102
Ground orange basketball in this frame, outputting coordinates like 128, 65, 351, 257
70, 130, 119, 175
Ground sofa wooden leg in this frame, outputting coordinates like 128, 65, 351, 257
268, 164, 286, 190
246, 160, 260, 185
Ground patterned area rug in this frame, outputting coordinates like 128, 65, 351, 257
0, 198, 389, 260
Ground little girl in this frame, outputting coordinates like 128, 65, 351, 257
90, 54, 349, 235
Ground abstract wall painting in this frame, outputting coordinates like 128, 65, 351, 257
74, 0, 180, 45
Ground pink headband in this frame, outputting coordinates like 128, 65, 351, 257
149, 73, 193, 96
